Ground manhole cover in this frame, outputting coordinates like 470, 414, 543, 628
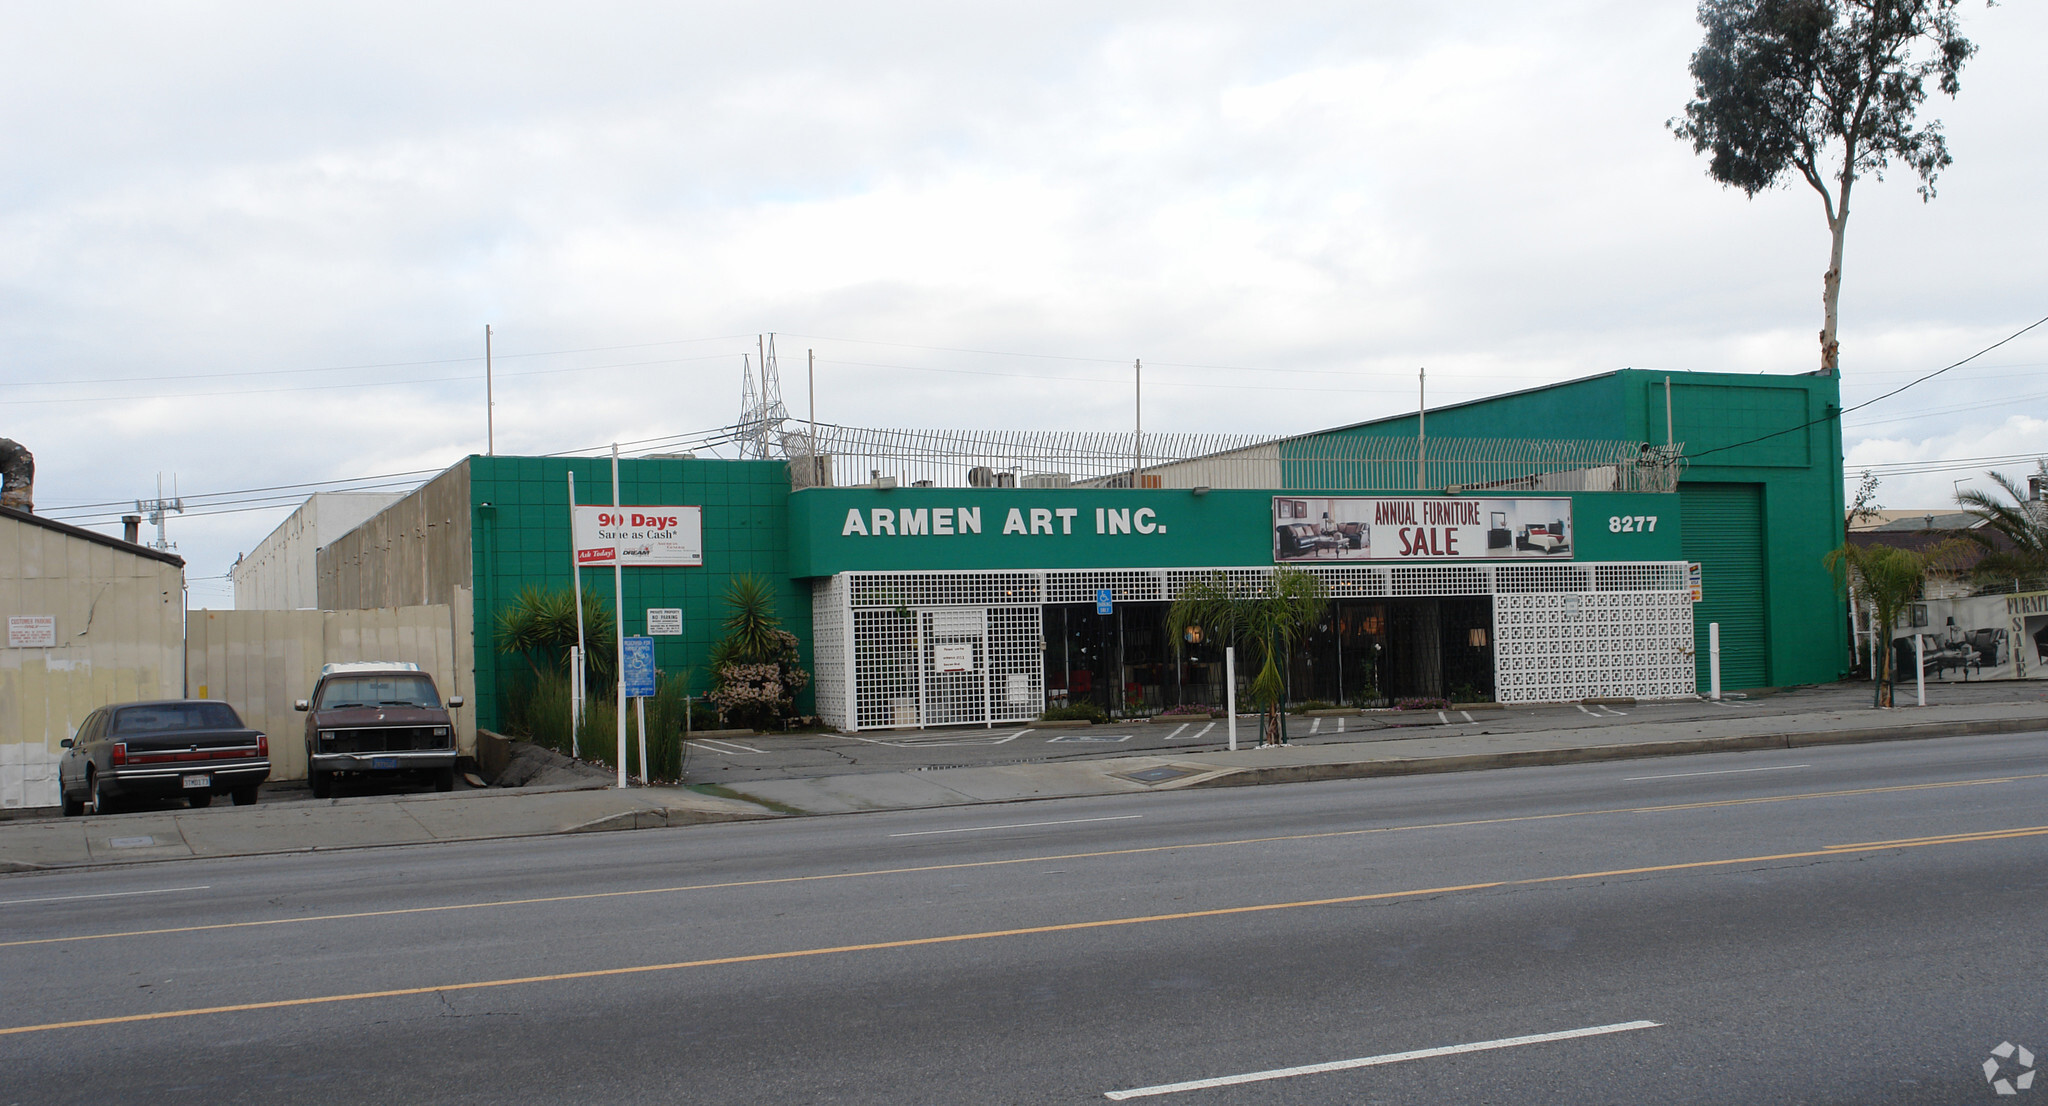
1120, 766, 1199, 784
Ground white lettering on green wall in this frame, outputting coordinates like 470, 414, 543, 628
849, 503, 1161, 539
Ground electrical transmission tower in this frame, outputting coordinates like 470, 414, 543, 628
736, 333, 792, 459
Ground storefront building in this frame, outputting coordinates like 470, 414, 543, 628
288, 367, 1847, 734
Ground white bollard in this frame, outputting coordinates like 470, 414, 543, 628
1226, 647, 1238, 752
1708, 622, 1721, 701
1915, 634, 1926, 707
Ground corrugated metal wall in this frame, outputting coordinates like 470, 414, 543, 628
1, 514, 185, 810
185, 589, 475, 781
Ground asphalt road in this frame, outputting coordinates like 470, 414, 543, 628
5, 730, 2047, 1104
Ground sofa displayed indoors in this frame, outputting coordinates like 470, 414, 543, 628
1276, 523, 1345, 559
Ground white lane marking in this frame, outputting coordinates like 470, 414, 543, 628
1311, 718, 1323, 734
1048, 733, 1132, 743
1460, 710, 1474, 723
1601, 706, 1629, 717
1337, 718, 1347, 733
1166, 723, 1189, 741
1574, 704, 1600, 717
1104, 1020, 1663, 1100
1436, 710, 1449, 724
688, 739, 765, 755
1194, 722, 1215, 740
0, 885, 210, 907
1625, 764, 1811, 782
889, 814, 1144, 838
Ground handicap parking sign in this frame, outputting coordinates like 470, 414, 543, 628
1096, 588, 1114, 615
622, 636, 657, 698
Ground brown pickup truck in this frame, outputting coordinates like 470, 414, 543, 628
296, 662, 463, 798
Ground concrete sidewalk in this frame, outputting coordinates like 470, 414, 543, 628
5, 689, 2045, 871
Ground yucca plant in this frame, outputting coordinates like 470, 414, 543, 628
494, 585, 616, 683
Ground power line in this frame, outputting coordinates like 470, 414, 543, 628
1687, 312, 2048, 463
0, 333, 755, 391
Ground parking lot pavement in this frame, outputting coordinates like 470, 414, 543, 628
679, 680, 2048, 787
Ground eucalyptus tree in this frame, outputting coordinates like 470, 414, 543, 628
1672, 0, 1977, 373
1166, 567, 1329, 745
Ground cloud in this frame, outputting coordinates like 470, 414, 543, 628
1, 0, 2043, 599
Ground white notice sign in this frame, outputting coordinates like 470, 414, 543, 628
573, 506, 703, 567
7, 616, 57, 648
647, 608, 683, 636
934, 641, 976, 674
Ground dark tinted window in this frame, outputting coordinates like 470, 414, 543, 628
111, 702, 245, 733
315, 675, 441, 710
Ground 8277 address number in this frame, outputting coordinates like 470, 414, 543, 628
1608, 515, 1657, 533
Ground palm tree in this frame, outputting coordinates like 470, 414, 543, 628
1957, 463, 2048, 591
1166, 567, 1328, 745
1824, 543, 1931, 708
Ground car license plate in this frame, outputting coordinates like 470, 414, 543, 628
371, 757, 399, 770
182, 774, 211, 789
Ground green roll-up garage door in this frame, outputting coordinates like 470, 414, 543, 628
1681, 482, 1768, 690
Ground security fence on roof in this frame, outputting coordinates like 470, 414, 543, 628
772, 423, 1683, 494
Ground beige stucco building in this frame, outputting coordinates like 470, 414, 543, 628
1, 506, 185, 810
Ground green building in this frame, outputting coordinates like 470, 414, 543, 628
308, 368, 1846, 734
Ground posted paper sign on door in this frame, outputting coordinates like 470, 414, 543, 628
574, 506, 703, 567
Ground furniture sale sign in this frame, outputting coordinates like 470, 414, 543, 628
573, 506, 703, 567
1272, 496, 1573, 562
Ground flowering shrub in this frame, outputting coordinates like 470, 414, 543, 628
709, 629, 810, 730
1394, 696, 1452, 711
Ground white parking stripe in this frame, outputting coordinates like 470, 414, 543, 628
1601, 706, 1628, 717
0, 885, 210, 907
1337, 717, 1347, 732
1103, 1020, 1663, 1100
689, 739, 765, 755
1460, 710, 1474, 723
1575, 704, 1600, 717
1194, 722, 1215, 740
1166, 723, 1189, 740
889, 814, 1143, 838
1311, 718, 1322, 734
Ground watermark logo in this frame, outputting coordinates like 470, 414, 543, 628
1985, 1042, 2036, 1096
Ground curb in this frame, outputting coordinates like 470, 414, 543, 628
1182, 715, 2048, 790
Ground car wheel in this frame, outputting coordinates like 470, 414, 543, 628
433, 765, 456, 792
61, 784, 84, 817
89, 773, 113, 816
187, 791, 212, 809
230, 786, 259, 806
309, 769, 331, 799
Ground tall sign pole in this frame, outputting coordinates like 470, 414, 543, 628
612, 443, 627, 788
567, 469, 586, 755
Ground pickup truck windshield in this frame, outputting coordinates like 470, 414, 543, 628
315, 675, 443, 710
112, 703, 245, 733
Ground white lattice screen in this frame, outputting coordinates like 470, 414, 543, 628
814, 561, 1697, 728
811, 573, 850, 730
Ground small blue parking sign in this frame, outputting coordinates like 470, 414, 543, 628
1096, 588, 1114, 615
621, 636, 657, 698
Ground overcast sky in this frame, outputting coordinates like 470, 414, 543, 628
4, 1, 2043, 606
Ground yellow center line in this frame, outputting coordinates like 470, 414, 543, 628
9, 823, 2048, 1039
5, 771, 2043, 952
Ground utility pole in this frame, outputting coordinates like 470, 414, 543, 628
1134, 358, 1142, 487
485, 324, 495, 456
1417, 367, 1426, 491
808, 348, 819, 485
